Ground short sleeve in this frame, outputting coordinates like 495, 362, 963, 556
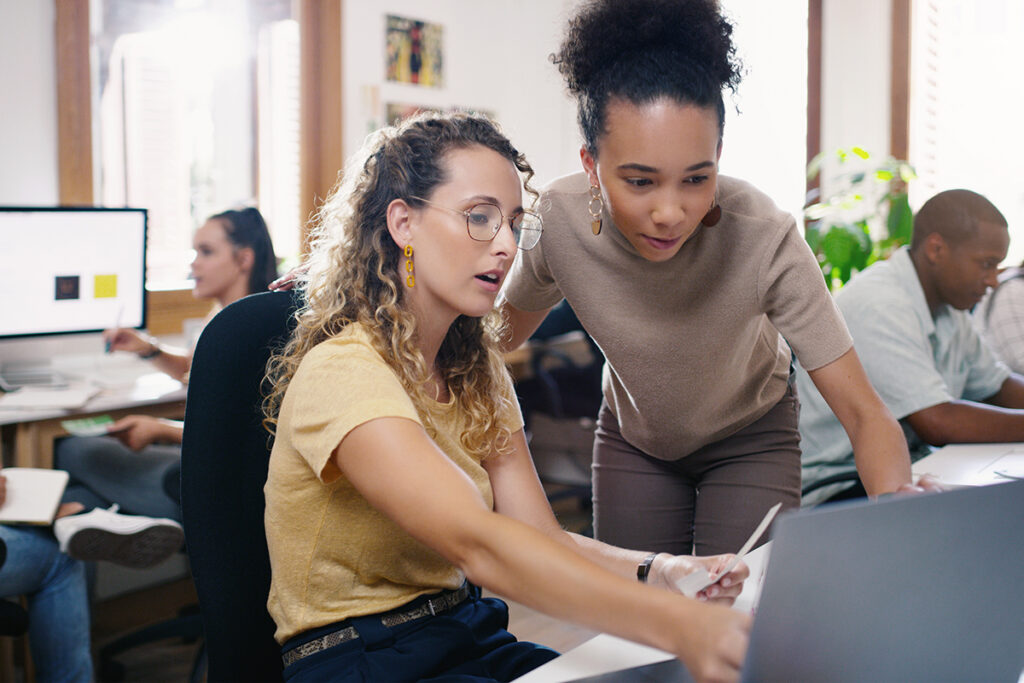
502, 187, 567, 313
959, 320, 1011, 401
284, 339, 421, 483
842, 297, 952, 420
758, 217, 853, 371
977, 278, 1024, 374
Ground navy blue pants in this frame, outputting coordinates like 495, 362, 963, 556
281, 587, 559, 682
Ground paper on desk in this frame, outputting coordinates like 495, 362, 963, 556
675, 502, 782, 598
0, 385, 100, 410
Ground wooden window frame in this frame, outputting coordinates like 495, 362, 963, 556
56, 0, 341, 331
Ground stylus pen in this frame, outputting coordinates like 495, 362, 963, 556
106, 304, 124, 353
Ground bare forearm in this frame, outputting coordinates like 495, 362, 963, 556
849, 412, 912, 496
908, 400, 1024, 445
454, 511, 699, 654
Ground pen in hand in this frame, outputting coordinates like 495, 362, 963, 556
105, 304, 124, 353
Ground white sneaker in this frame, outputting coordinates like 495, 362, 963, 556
53, 504, 185, 569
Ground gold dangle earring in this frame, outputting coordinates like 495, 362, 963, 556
701, 191, 722, 227
589, 183, 604, 235
404, 244, 415, 287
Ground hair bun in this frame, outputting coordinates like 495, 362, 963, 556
553, 0, 742, 97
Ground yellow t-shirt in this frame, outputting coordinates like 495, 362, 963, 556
264, 323, 523, 643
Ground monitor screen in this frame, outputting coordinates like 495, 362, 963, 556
0, 207, 147, 339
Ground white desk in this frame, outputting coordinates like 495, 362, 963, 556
0, 353, 186, 468
912, 442, 1024, 487
513, 542, 772, 683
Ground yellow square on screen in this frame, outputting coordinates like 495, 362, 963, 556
94, 274, 118, 298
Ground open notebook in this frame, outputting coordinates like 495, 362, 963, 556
0, 468, 69, 525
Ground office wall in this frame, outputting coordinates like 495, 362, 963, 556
0, 0, 895, 208
342, 0, 581, 187
821, 0, 892, 157
0, 0, 59, 204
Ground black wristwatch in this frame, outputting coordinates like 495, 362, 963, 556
637, 552, 659, 583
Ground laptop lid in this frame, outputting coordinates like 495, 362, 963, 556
745, 479, 1024, 682
568, 480, 1023, 683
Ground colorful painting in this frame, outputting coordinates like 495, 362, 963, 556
386, 15, 443, 87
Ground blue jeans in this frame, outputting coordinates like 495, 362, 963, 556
0, 525, 92, 683
56, 436, 182, 521
281, 588, 558, 682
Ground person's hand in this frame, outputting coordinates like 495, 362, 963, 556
103, 327, 153, 355
889, 473, 947, 497
108, 415, 182, 451
653, 553, 749, 605
0, 471, 6, 508
673, 600, 751, 683
268, 263, 309, 291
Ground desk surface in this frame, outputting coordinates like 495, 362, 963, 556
0, 352, 187, 468
912, 442, 1024, 487
513, 543, 772, 683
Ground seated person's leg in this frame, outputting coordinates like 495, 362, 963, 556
0, 525, 92, 683
56, 435, 182, 521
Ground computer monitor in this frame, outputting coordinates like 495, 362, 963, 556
0, 207, 147, 386
0, 206, 147, 338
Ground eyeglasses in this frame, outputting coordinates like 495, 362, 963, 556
410, 197, 543, 251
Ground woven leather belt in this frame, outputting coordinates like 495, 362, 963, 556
282, 584, 471, 667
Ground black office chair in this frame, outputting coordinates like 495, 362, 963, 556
180, 290, 301, 683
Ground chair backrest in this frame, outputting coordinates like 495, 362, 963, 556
181, 290, 300, 682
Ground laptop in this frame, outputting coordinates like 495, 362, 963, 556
572, 479, 1024, 682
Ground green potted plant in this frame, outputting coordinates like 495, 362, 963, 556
804, 146, 916, 291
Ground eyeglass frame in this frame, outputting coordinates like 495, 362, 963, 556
408, 196, 543, 250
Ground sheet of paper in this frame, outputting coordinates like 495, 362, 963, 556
0, 468, 69, 525
0, 385, 99, 410
675, 502, 782, 597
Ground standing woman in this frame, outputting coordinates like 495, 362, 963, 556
502, 0, 938, 556
262, 112, 751, 683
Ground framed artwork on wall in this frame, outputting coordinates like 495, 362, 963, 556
385, 15, 443, 87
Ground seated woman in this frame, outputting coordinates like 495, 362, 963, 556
261, 112, 751, 683
54, 208, 277, 534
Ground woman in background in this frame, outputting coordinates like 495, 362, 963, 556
54, 208, 277, 530
262, 111, 750, 683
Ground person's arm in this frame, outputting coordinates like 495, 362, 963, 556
484, 428, 748, 603
107, 415, 184, 451
903, 375, 1024, 446
807, 348, 940, 496
334, 417, 750, 683
104, 328, 191, 382
498, 301, 552, 351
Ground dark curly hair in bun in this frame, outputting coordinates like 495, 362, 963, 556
553, 0, 743, 155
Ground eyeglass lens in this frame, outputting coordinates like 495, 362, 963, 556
466, 204, 542, 250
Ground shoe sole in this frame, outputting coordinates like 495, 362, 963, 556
65, 524, 185, 569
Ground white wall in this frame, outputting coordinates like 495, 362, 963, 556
0, 0, 59, 204
0, 0, 896, 212
821, 0, 892, 157
342, 0, 581, 188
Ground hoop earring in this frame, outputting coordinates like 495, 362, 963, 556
701, 193, 722, 227
404, 244, 415, 287
588, 184, 603, 235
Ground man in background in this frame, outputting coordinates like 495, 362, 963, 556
797, 189, 1024, 504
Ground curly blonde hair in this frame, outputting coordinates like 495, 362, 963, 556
263, 112, 537, 459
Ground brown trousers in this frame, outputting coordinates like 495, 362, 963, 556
592, 383, 801, 557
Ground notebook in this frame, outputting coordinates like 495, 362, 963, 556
0, 468, 70, 525
570, 479, 1024, 683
